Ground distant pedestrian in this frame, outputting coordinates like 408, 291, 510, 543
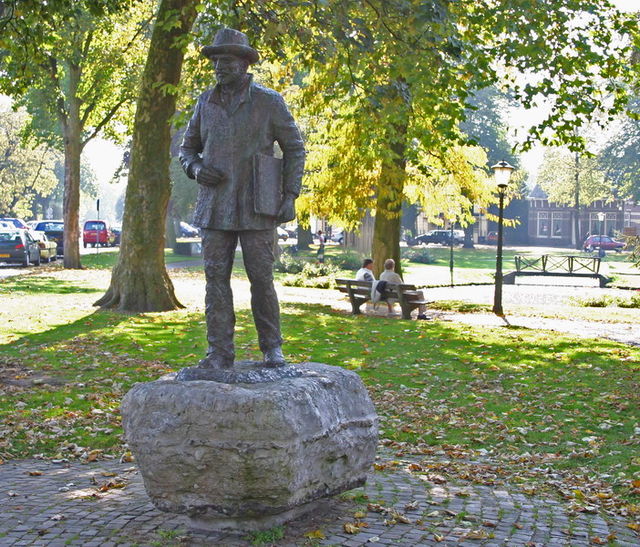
316, 230, 325, 263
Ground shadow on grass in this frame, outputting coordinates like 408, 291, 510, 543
0, 309, 131, 361
0, 276, 102, 295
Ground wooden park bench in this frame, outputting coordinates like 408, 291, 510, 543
335, 278, 429, 319
503, 255, 611, 287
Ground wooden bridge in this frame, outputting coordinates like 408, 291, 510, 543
503, 255, 611, 287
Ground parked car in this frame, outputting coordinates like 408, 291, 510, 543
330, 230, 344, 244
0, 217, 28, 230
30, 220, 64, 255
276, 226, 288, 241
486, 231, 498, 244
179, 221, 199, 238
410, 229, 462, 246
31, 231, 58, 262
583, 235, 625, 252
111, 226, 122, 246
0, 230, 41, 266
83, 220, 116, 247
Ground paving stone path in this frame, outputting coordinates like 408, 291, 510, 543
1, 454, 638, 546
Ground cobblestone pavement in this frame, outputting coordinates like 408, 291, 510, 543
1, 455, 638, 546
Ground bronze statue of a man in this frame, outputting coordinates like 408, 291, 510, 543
179, 28, 305, 369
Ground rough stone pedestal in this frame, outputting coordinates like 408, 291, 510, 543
121, 361, 378, 532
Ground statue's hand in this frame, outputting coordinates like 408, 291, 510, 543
193, 163, 225, 186
277, 194, 296, 223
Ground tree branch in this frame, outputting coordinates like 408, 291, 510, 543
81, 98, 128, 147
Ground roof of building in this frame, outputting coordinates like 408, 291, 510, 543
527, 184, 548, 199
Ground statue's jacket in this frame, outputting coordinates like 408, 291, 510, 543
179, 75, 305, 231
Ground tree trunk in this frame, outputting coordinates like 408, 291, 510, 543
95, 0, 197, 311
372, 157, 404, 277
297, 225, 313, 250
62, 66, 83, 269
371, 82, 409, 278
463, 222, 475, 249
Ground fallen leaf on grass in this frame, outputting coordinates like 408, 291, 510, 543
303, 529, 325, 539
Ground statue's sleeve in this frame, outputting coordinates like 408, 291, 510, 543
272, 95, 305, 198
179, 98, 203, 180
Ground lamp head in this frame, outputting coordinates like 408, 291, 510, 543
491, 160, 515, 190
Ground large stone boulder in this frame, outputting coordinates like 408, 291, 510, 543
121, 361, 378, 531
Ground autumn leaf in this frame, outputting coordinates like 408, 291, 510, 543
343, 522, 360, 534
354, 510, 366, 519
304, 529, 325, 539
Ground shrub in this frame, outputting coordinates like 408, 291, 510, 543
273, 253, 304, 273
282, 275, 336, 289
401, 247, 437, 264
617, 293, 640, 308
328, 250, 363, 271
281, 261, 340, 289
573, 294, 640, 308
573, 295, 615, 307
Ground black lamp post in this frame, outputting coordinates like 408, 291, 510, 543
491, 161, 515, 317
449, 214, 455, 287
597, 212, 605, 258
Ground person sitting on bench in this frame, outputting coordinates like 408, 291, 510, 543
355, 258, 375, 282
379, 258, 429, 320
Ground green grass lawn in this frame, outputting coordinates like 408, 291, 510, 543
0, 267, 638, 520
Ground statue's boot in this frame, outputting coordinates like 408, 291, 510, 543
197, 354, 234, 369
263, 346, 286, 368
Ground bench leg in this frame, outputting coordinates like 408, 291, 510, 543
400, 304, 413, 320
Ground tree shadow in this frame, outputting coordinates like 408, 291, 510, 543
0, 276, 102, 295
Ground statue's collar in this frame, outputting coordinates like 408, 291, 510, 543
210, 73, 253, 108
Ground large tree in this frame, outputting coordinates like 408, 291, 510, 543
95, 0, 199, 311
219, 0, 632, 275
0, 0, 152, 267
537, 145, 612, 248
0, 108, 59, 217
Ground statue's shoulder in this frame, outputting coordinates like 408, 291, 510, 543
198, 88, 215, 103
251, 82, 284, 103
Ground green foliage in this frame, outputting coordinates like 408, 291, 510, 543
274, 252, 305, 274
247, 526, 285, 546
327, 250, 363, 271
0, 109, 60, 217
537, 145, 612, 207
282, 261, 340, 288
401, 247, 437, 264
0, 1, 152, 147
574, 293, 640, 309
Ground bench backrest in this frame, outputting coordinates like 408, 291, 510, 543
335, 278, 417, 297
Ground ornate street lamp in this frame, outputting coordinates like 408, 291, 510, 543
597, 211, 605, 257
491, 160, 515, 317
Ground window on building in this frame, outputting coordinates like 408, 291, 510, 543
551, 212, 566, 238
537, 212, 549, 238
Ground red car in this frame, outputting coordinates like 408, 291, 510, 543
582, 235, 624, 252
83, 220, 116, 247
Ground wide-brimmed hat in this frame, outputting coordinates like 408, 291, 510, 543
201, 28, 259, 64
